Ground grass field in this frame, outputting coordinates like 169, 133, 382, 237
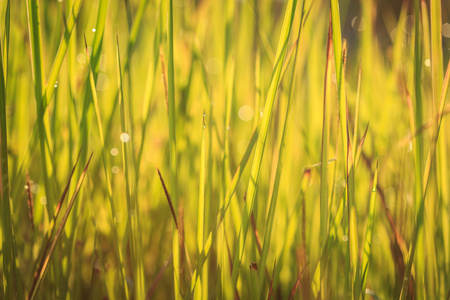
1, 0, 450, 299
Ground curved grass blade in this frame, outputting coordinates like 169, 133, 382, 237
330, 0, 347, 166
166, 0, 181, 297
85, 36, 129, 299
13, 0, 84, 201
318, 17, 333, 299
26, 0, 55, 216
230, 0, 298, 290
156, 167, 178, 229
195, 113, 208, 298
257, 1, 305, 297
400, 57, 450, 300
190, 123, 260, 296
146, 254, 173, 299
0, 34, 17, 300
28, 152, 93, 300
116, 35, 146, 300
400, 1, 424, 298
2, 0, 10, 77
360, 160, 378, 299
430, 0, 449, 293
28, 150, 82, 299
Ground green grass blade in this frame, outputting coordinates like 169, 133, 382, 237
319, 20, 333, 300
166, 0, 181, 297
329, 2, 351, 294
360, 160, 378, 299
400, 1, 424, 298
43, 0, 83, 109
352, 66, 362, 163
28, 153, 93, 300
26, 0, 55, 216
0, 33, 15, 300
312, 193, 346, 297
412, 3, 425, 297
2, 0, 9, 78
400, 56, 450, 300
11, 0, 86, 201
257, 2, 305, 297
116, 35, 146, 300
85, 36, 129, 299
190, 123, 260, 296
29, 150, 82, 299
330, 0, 347, 165
125, 0, 150, 69
430, 0, 449, 294
230, 0, 298, 290
348, 135, 359, 300
195, 113, 208, 298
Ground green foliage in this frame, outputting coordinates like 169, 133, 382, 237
0, 0, 449, 299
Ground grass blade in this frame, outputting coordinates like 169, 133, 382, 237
190, 123, 260, 296
85, 36, 129, 299
0, 31, 16, 300
430, 0, 449, 295
156, 167, 178, 229
28, 150, 82, 299
400, 56, 450, 300
44, 0, 84, 109
257, 1, 305, 297
2, 0, 10, 77
230, 0, 298, 290
319, 17, 333, 299
195, 113, 208, 298
116, 34, 146, 300
26, 0, 55, 216
166, 0, 181, 297
28, 152, 93, 300
360, 160, 379, 299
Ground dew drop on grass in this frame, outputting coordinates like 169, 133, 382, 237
92, 28, 96, 33
112, 166, 120, 174
342, 235, 348, 242
424, 59, 431, 67
238, 105, 254, 121
110, 148, 119, 156
40, 196, 47, 205
77, 53, 86, 64
120, 133, 130, 143
54, 81, 58, 88
443, 23, 450, 38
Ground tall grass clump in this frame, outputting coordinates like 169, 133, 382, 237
1, 0, 450, 299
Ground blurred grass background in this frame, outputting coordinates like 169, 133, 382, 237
0, 0, 450, 299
